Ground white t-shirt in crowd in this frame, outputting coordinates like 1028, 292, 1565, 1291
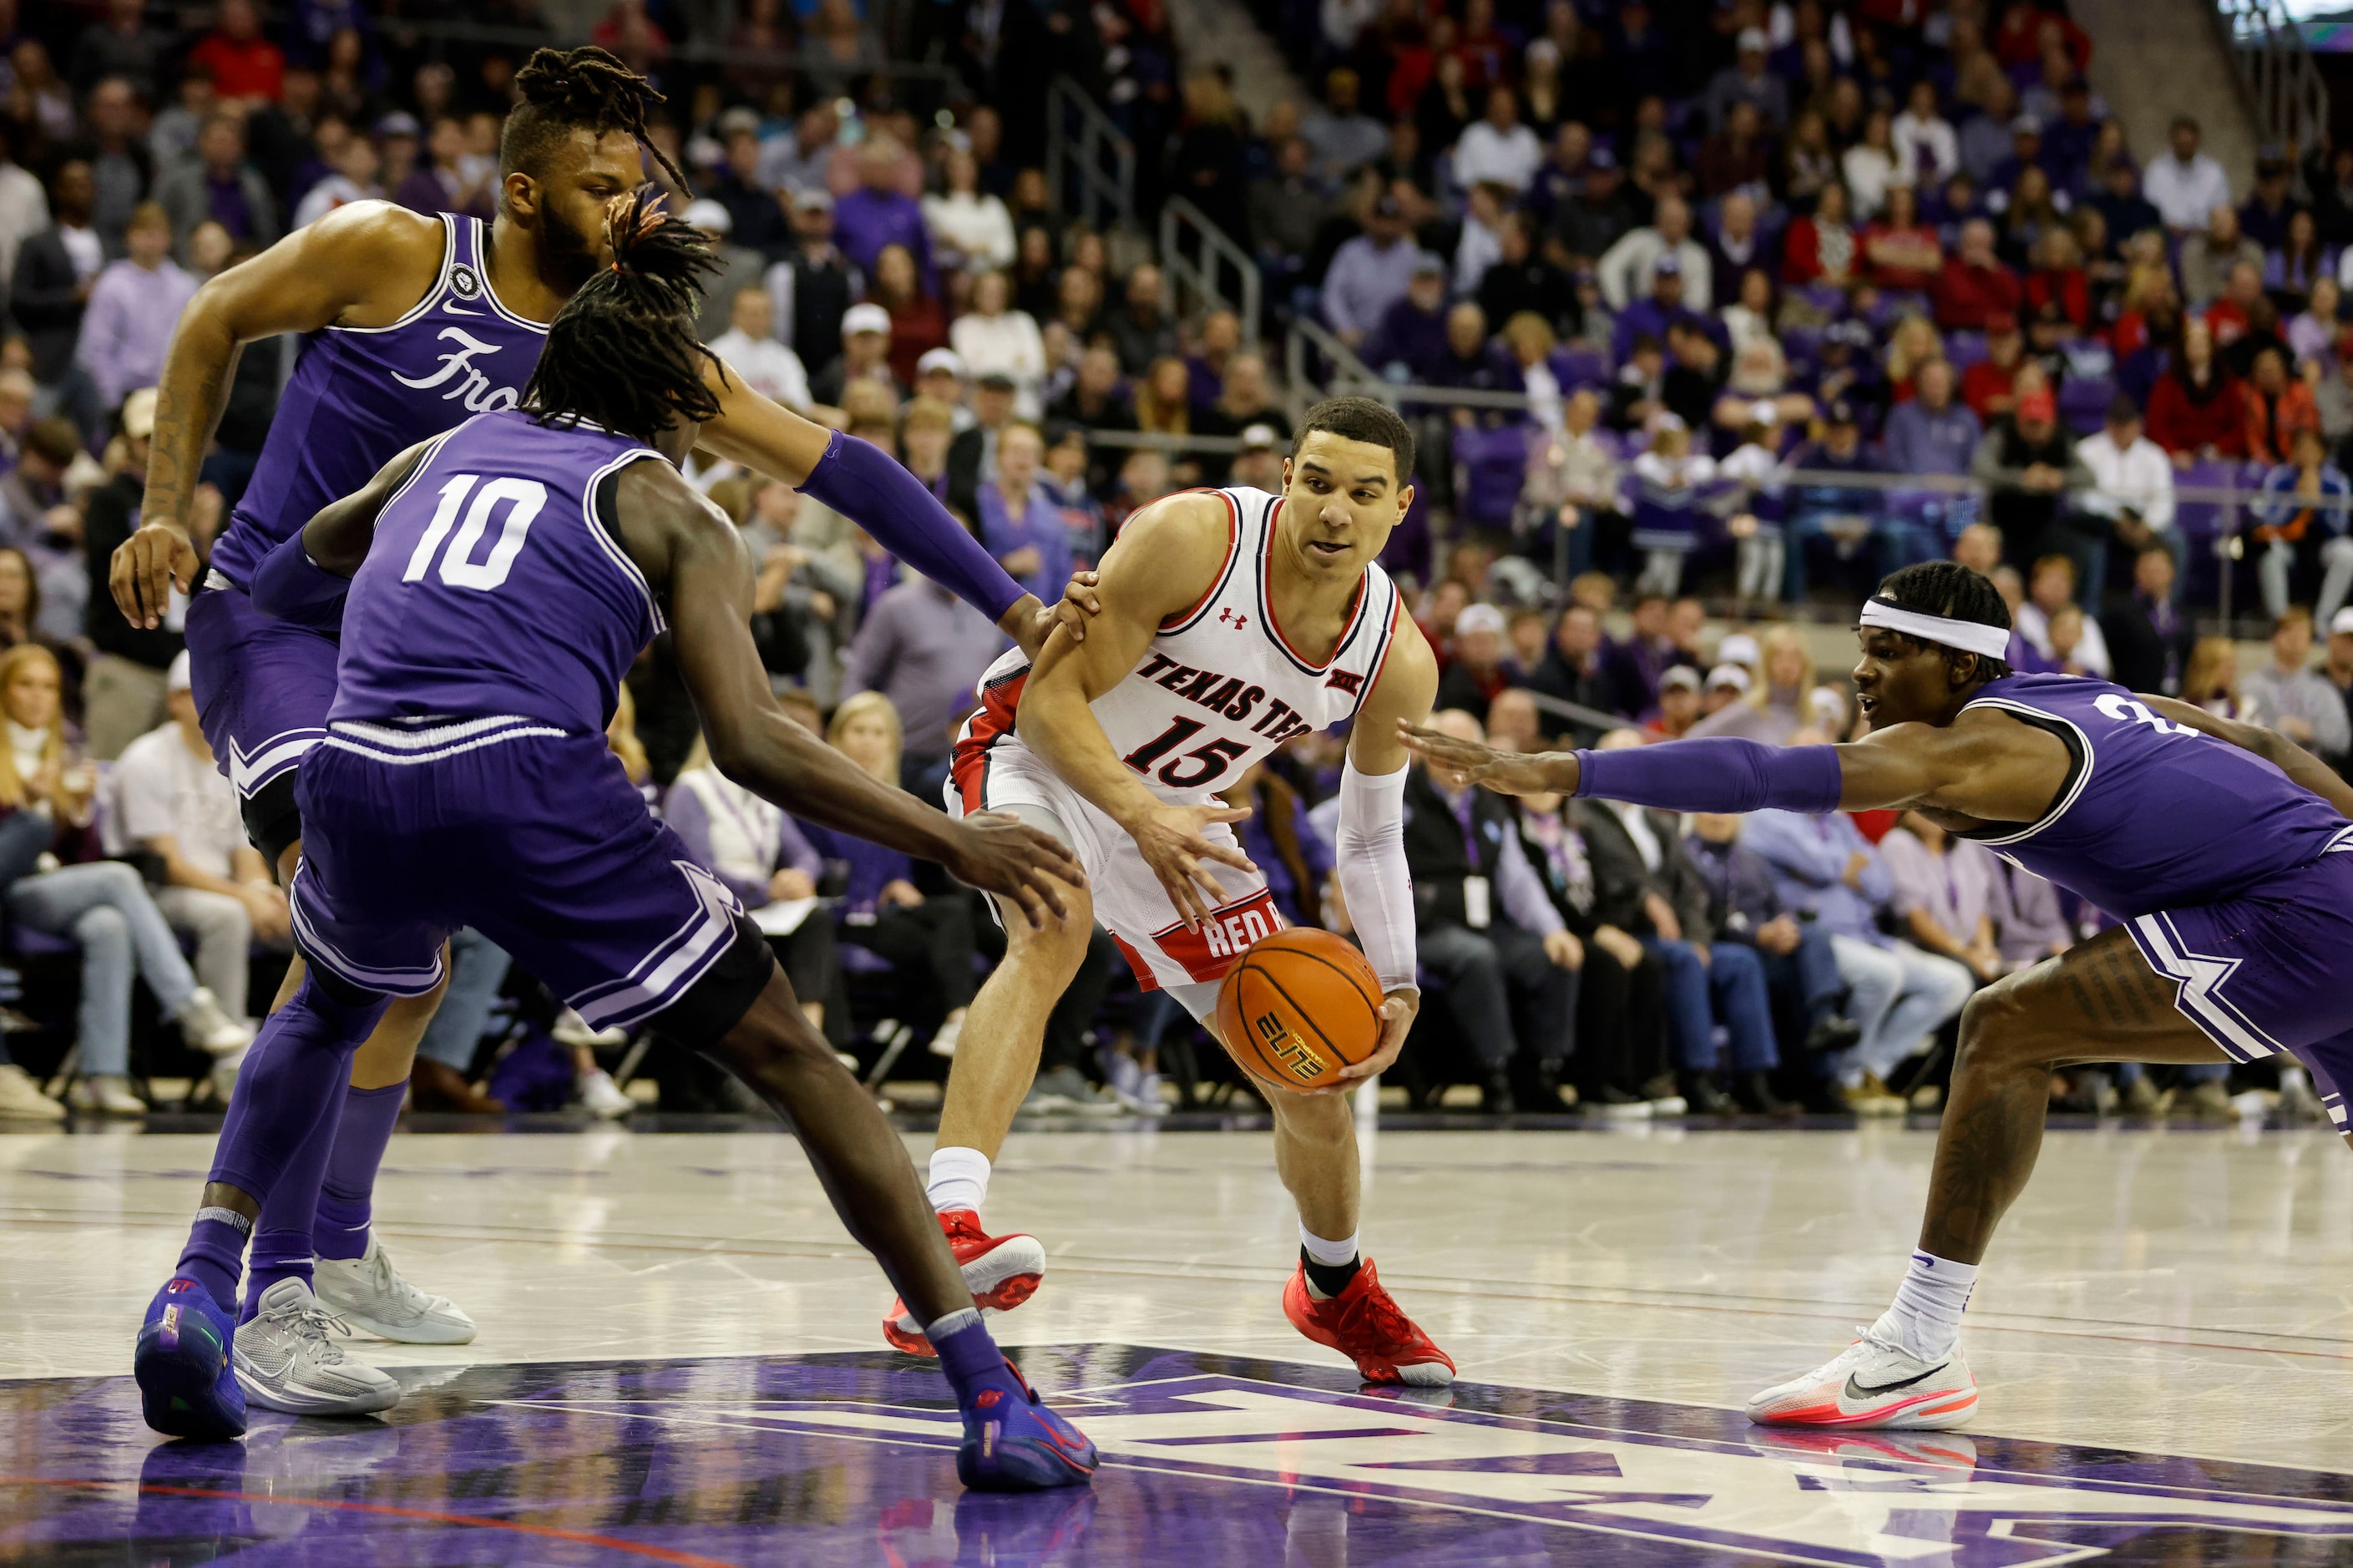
707, 328, 812, 412
114, 722, 245, 878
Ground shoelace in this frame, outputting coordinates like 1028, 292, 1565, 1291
279, 1302, 359, 1363
1333, 1282, 1421, 1353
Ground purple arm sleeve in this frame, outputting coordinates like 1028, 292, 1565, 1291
794, 428, 1028, 625
1573, 738, 1844, 815
249, 533, 350, 630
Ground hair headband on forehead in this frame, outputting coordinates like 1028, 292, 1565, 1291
1857, 597, 2012, 660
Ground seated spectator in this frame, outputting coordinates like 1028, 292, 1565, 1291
2014, 553, 2113, 676
1435, 602, 1515, 719
1599, 196, 1712, 312
1718, 265, 1778, 357
2145, 115, 2233, 233
1863, 185, 1943, 291
840, 556, 1004, 791
2075, 395, 2176, 562
2270, 209, 2335, 306
1431, 301, 1522, 431
1934, 217, 2022, 331
2288, 275, 2342, 373
1525, 601, 1612, 746
923, 144, 1015, 276
949, 269, 1045, 417
1687, 810, 1857, 1103
1612, 253, 1708, 367
1844, 113, 1902, 222
2206, 260, 2272, 359
1959, 311, 2027, 419
1477, 212, 1578, 341
871, 244, 945, 391
1455, 85, 1543, 194
1894, 80, 1960, 190
1581, 730, 1779, 1114
2251, 428, 2353, 628
113, 650, 291, 1029
289, 129, 382, 230
1248, 135, 1327, 269
1046, 347, 1136, 490
2145, 317, 2244, 466
2239, 608, 2350, 764
2103, 544, 2194, 695
2244, 345, 2321, 468
977, 421, 1067, 604
0, 645, 251, 1115
153, 112, 279, 256
1743, 792, 1973, 1115
1693, 627, 1814, 746
1781, 401, 1895, 602
2181, 205, 2265, 310
1705, 28, 1787, 133
1880, 811, 2004, 992
73, 201, 193, 414
1366, 253, 1451, 379
1627, 416, 1713, 598
2183, 634, 2249, 717
2023, 226, 2090, 330
1600, 591, 1679, 722
1300, 67, 1386, 187
833, 136, 929, 281
1974, 387, 2095, 581
1322, 192, 1419, 349
1105, 263, 1181, 377
1695, 99, 1773, 200
1883, 357, 1981, 475
1196, 352, 1289, 462
707, 284, 812, 412
1406, 709, 1581, 1113
809, 301, 900, 407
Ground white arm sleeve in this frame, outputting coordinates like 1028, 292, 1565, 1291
1335, 759, 1417, 995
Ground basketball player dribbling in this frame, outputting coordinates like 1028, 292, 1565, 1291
109, 48, 1080, 1411
1402, 559, 2353, 1429
883, 396, 1455, 1387
133, 203, 1099, 1490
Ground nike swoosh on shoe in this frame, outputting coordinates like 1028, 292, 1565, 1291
1844, 1363, 1947, 1399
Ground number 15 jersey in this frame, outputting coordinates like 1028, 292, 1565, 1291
331, 408, 667, 736
954, 486, 1404, 813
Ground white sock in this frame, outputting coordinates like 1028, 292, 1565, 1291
1298, 1223, 1359, 1267
926, 1146, 992, 1215
1870, 1250, 1978, 1362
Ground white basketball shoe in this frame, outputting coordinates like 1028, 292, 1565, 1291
234, 1277, 401, 1416
1747, 1328, 1977, 1429
311, 1237, 478, 1344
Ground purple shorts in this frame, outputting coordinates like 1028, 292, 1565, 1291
2125, 843, 2353, 1130
291, 723, 750, 1034
184, 576, 338, 804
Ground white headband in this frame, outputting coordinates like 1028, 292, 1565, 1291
1857, 598, 2013, 660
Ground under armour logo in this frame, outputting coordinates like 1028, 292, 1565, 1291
1218, 608, 1249, 630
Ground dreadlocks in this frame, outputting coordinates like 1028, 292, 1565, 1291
1874, 560, 2015, 680
524, 191, 725, 446
501, 45, 691, 195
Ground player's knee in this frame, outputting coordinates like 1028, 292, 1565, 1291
1000, 892, 1093, 972
1955, 978, 2039, 1074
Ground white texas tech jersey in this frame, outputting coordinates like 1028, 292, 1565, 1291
952, 485, 1404, 813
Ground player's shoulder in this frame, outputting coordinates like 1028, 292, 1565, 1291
284, 200, 448, 269
1106, 488, 1244, 590
1369, 599, 1438, 701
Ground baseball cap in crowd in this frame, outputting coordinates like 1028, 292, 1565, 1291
1706, 664, 1753, 695
718, 105, 762, 139
1587, 145, 1617, 170
2017, 387, 2057, 422
1238, 422, 1282, 451
917, 347, 966, 377
1824, 319, 1873, 349
1715, 631, 1760, 669
977, 371, 1018, 393
1411, 250, 1448, 276
1808, 685, 1848, 730
1737, 26, 1769, 52
842, 302, 892, 336
1651, 252, 1683, 277
2330, 608, 2353, 639
375, 111, 421, 140
1660, 665, 1702, 693
168, 650, 193, 695
682, 198, 734, 235
1455, 603, 1508, 639
792, 186, 834, 211
121, 387, 158, 441
2011, 114, 2042, 137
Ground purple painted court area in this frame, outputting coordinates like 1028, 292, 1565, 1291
7, 1345, 2353, 1566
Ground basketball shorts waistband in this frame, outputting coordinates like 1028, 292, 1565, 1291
324, 715, 575, 766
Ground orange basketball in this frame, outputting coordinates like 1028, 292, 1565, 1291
1214, 927, 1385, 1094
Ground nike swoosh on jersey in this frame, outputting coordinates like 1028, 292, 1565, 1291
443, 301, 483, 316
1844, 1363, 1948, 1399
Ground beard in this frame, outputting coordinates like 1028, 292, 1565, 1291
539, 202, 603, 294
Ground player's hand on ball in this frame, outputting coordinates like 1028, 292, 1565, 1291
112, 519, 199, 630
1396, 721, 1575, 797
1129, 800, 1256, 931
1325, 989, 1418, 1092
949, 812, 1086, 929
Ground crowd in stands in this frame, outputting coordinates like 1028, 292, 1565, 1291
0, 0, 2336, 1124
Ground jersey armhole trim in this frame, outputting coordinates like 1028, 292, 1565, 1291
473, 216, 553, 336
1159, 488, 1243, 633
327, 212, 459, 337
1349, 579, 1405, 721
582, 448, 670, 636
1951, 697, 2095, 847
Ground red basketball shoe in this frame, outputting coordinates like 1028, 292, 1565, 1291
883, 1210, 1049, 1356
1283, 1258, 1455, 1386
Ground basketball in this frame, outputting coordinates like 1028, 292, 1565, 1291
1215, 928, 1386, 1093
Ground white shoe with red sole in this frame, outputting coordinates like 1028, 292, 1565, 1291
1747, 1330, 1977, 1429
883, 1209, 1048, 1356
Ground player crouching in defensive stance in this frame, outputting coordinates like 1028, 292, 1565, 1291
133, 197, 1097, 1490
1404, 559, 2353, 1429
883, 396, 1454, 1386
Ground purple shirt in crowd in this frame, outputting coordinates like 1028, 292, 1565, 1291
841, 576, 1004, 761
1879, 827, 1996, 944
75, 258, 199, 407
832, 186, 932, 281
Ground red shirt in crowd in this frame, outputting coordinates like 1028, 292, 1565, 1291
186, 32, 285, 100
2243, 380, 2321, 465
2145, 369, 2248, 459
2025, 266, 2090, 329
1960, 358, 2019, 419
1932, 257, 2023, 331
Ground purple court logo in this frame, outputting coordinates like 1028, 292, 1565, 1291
503, 1368, 2353, 1566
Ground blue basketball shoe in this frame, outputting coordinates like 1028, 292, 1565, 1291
933, 1317, 1097, 1490
135, 1277, 247, 1440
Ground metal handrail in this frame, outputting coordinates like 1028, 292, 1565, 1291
2215, 0, 2330, 157
1158, 198, 1263, 349
1283, 315, 1385, 424
1045, 76, 1136, 232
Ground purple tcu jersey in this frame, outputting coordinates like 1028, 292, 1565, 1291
210, 213, 547, 589
331, 409, 662, 734
1956, 672, 2353, 916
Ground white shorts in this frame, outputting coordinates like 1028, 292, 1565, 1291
947, 734, 1283, 1018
